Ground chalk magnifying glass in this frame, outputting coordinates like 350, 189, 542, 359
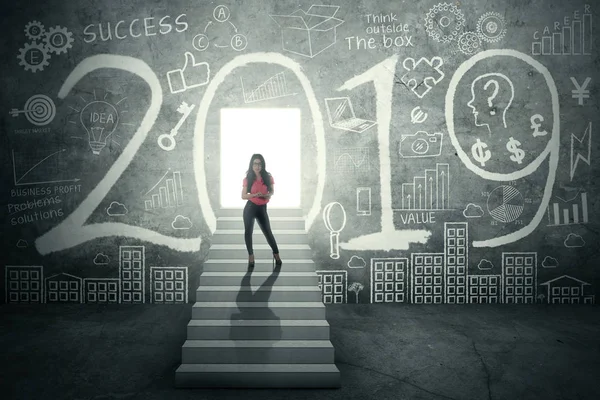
323, 202, 346, 259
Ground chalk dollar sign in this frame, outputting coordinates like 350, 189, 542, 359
471, 138, 491, 167
506, 137, 525, 164
530, 114, 547, 137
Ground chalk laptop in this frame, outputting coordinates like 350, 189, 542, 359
325, 97, 377, 133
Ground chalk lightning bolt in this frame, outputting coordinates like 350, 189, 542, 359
570, 121, 592, 181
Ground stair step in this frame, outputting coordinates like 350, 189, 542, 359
196, 285, 322, 302
191, 301, 326, 320
175, 363, 341, 388
209, 244, 312, 259
203, 259, 316, 272
187, 319, 330, 340
217, 218, 305, 230
181, 340, 335, 364
217, 208, 304, 218
199, 271, 318, 286
211, 230, 308, 245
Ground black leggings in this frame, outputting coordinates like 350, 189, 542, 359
243, 201, 279, 255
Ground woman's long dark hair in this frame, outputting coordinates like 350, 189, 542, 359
245, 153, 272, 193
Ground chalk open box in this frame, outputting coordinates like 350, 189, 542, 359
270, 5, 344, 58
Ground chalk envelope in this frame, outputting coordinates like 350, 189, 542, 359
270, 5, 344, 58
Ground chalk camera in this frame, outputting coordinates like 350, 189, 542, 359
399, 131, 443, 158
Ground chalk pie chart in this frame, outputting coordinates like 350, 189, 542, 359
486, 185, 524, 223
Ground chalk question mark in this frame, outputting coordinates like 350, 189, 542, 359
483, 79, 499, 115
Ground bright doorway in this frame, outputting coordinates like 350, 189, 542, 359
220, 108, 301, 208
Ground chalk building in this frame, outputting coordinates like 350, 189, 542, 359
468, 275, 502, 303
84, 278, 120, 303
444, 222, 468, 304
5, 265, 43, 303
370, 257, 409, 303
540, 275, 595, 304
316, 270, 347, 304
150, 266, 188, 303
502, 252, 537, 304
411, 253, 444, 304
119, 245, 145, 303
45, 272, 83, 303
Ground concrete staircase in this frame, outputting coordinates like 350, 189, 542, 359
175, 208, 341, 388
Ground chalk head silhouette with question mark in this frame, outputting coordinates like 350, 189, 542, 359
467, 73, 515, 134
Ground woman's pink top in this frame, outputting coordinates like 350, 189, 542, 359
243, 174, 274, 205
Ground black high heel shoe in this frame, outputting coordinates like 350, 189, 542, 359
273, 254, 282, 269
248, 256, 255, 269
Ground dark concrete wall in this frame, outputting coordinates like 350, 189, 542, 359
1, 0, 598, 305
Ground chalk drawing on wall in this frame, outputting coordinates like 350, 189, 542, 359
424, 3, 465, 44
486, 185, 524, 223
467, 73, 514, 135
347, 255, 366, 269
463, 203, 484, 218
541, 256, 559, 268
157, 102, 195, 151
564, 233, 585, 248
411, 253, 445, 304
323, 201, 346, 260
11, 148, 79, 186
371, 258, 408, 303
316, 270, 347, 304
546, 189, 589, 226
337, 55, 431, 251
172, 215, 193, 230
477, 259, 494, 270
84, 278, 119, 303
530, 114, 548, 138
119, 245, 145, 303
457, 32, 482, 55
9, 94, 56, 126
324, 97, 376, 133
241, 71, 298, 103
410, 106, 428, 124
399, 131, 443, 158
468, 275, 501, 304
570, 77, 591, 106
570, 121, 592, 180
5, 265, 44, 303
191, 5, 248, 51
150, 266, 188, 303
356, 187, 371, 216
446, 49, 560, 248
143, 169, 184, 210
476, 12, 507, 43
348, 282, 364, 303
167, 52, 210, 94
16, 239, 28, 248
398, 163, 450, 210
502, 252, 537, 304
270, 5, 344, 58
45, 273, 83, 303
106, 201, 128, 216
333, 147, 370, 174
401, 56, 445, 98
444, 222, 468, 304
531, 5, 592, 56
540, 275, 595, 304
66, 91, 125, 155
93, 253, 110, 265
18, 23, 74, 72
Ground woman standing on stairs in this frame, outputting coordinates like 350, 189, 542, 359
241, 153, 283, 269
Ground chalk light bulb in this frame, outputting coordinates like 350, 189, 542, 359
80, 101, 119, 155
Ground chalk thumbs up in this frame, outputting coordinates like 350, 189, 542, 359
166, 52, 210, 94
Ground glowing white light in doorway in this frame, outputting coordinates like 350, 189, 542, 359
220, 108, 301, 208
